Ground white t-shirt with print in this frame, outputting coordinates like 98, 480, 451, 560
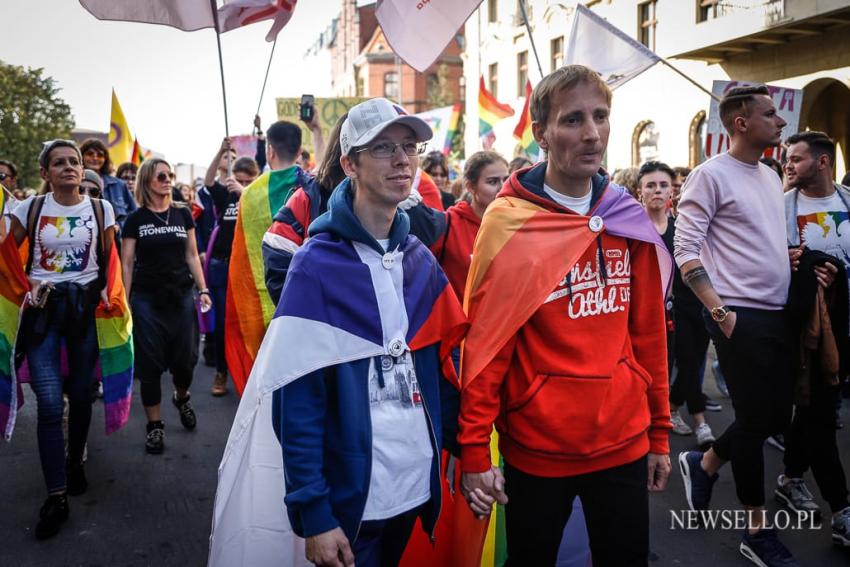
12, 194, 116, 285
544, 183, 592, 215
796, 191, 850, 283
360, 238, 434, 521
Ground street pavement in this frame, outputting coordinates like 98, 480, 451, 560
2, 352, 850, 566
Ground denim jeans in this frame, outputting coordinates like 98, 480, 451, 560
25, 306, 99, 494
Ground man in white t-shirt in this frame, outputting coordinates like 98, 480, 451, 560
781, 130, 850, 548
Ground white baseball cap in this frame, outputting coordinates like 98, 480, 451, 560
340, 98, 432, 156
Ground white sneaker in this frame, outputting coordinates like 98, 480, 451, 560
671, 410, 693, 435
695, 423, 715, 448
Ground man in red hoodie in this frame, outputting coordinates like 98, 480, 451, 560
458, 65, 673, 566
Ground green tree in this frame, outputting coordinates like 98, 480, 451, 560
0, 61, 75, 189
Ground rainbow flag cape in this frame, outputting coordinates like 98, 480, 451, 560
478, 76, 514, 147
0, 230, 133, 440
225, 166, 313, 395
513, 80, 539, 159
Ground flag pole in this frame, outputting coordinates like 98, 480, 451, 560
659, 58, 719, 101
255, 38, 278, 118
209, 0, 231, 174
519, 0, 544, 79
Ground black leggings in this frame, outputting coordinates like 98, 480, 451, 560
503, 457, 648, 567
131, 289, 199, 407
670, 302, 709, 414
705, 307, 794, 507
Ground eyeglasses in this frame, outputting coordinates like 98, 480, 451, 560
80, 184, 101, 197
356, 141, 425, 159
83, 149, 106, 160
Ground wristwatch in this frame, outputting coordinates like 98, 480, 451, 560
710, 305, 731, 323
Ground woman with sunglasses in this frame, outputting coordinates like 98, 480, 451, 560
7, 140, 117, 539
121, 159, 211, 454
80, 139, 137, 229
80, 169, 103, 199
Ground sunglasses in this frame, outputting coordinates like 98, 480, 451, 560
80, 184, 102, 197
0, 172, 11, 181
156, 172, 173, 183
83, 149, 106, 159
120, 175, 136, 182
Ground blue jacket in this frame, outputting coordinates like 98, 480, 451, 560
101, 174, 137, 227
270, 181, 459, 543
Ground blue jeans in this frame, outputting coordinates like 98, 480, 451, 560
26, 308, 99, 494
351, 505, 422, 567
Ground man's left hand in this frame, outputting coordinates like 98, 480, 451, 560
647, 453, 671, 492
815, 262, 838, 288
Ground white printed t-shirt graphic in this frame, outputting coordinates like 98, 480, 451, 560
796, 192, 850, 284
12, 194, 115, 285
544, 183, 592, 215
359, 238, 433, 521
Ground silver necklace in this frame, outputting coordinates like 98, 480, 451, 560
151, 206, 171, 225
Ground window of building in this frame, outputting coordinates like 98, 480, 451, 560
689, 111, 707, 167
517, 51, 528, 97
489, 63, 499, 100
697, 0, 719, 23
488, 0, 498, 23
632, 120, 659, 166
551, 36, 564, 72
638, 0, 657, 50
384, 72, 399, 101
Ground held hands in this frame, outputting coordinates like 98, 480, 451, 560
461, 466, 509, 519
647, 453, 672, 492
305, 527, 354, 567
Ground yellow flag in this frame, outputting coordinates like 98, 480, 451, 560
108, 89, 134, 166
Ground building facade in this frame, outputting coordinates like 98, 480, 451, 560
463, 0, 850, 179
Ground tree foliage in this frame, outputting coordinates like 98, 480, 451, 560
0, 61, 75, 188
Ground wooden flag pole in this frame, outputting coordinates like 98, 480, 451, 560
519, 0, 544, 79
255, 38, 278, 118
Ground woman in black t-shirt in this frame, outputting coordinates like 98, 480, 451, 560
121, 159, 211, 454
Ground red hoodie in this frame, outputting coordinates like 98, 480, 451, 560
458, 172, 670, 478
430, 201, 481, 302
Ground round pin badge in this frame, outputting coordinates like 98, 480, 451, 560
380, 356, 393, 372
382, 253, 395, 270
388, 339, 405, 357
589, 216, 604, 233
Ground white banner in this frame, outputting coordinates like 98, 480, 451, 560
565, 5, 660, 89
415, 105, 455, 155
376, 0, 481, 72
79, 0, 215, 31
705, 80, 803, 160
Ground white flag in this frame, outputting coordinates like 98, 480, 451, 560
78, 0, 215, 32
565, 5, 660, 89
376, 0, 481, 73
218, 0, 298, 42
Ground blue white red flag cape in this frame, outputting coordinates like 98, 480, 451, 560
208, 228, 466, 566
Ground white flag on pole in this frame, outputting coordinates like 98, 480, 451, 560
78, 0, 216, 32
218, 0, 298, 42
376, 0, 481, 73
565, 5, 660, 89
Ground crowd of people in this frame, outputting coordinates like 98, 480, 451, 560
2, 63, 850, 567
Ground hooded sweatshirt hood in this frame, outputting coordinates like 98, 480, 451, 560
504, 162, 609, 214
308, 177, 410, 255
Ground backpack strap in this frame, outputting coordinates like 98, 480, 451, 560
24, 195, 47, 275
90, 197, 109, 291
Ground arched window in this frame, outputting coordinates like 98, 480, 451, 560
384, 72, 399, 101
689, 110, 707, 168
632, 120, 659, 166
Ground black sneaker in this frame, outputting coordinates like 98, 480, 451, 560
145, 421, 165, 454
66, 460, 88, 496
832, 506, 850, 547
172, 393, 197, 430
35, 494, 69, 540
678, 451, 718, 511
739, 528, 799, 566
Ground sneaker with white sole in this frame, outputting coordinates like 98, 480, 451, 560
766, 434, 785, 452
832, 506, 850, 547
774, 475, 821, 519
671, 410, 693, 435
678, 451, 718, 511
739, 528, 799, 566
695, 423, 715, 449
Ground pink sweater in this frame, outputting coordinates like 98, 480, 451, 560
674, 152, 790, 310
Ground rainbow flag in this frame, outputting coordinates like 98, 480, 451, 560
443, 103, 462, 155
130, 137, 145, 166
225, 166, 314, 395
513, 80, 539, 159
478, 76, 514, 148
0, 230, 133, 439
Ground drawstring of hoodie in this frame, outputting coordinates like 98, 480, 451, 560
596, 234, 608, 286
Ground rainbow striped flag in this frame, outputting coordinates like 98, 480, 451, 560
225, 166, 314, 394
443, 103, 462, 155
0, 228, 133, 440
478, 76, 514, 148
130, 137, 145, 166
513, 80, 539, 160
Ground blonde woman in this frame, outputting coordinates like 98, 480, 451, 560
121, 159, 211, 454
